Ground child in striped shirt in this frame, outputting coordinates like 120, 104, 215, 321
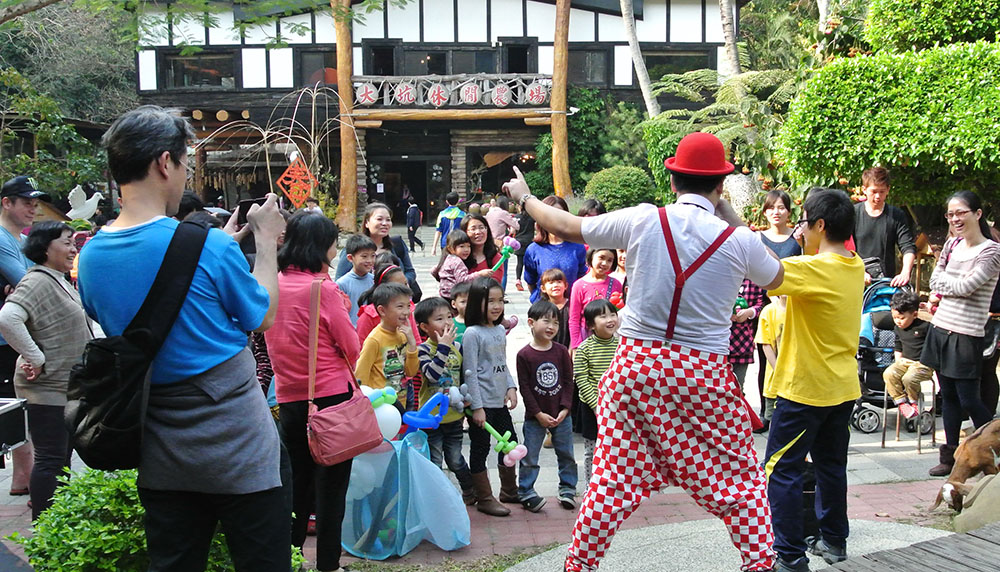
573, 299, 620, 485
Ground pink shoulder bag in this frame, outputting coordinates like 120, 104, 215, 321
306, 278, 383, 466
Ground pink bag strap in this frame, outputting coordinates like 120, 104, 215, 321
308, 278, 323, 403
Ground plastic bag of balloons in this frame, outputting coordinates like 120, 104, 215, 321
341, 431, 470, 559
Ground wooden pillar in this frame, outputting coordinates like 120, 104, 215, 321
194, 146, 207, 201
550, 0, 572, 198
333, 0, 358, 231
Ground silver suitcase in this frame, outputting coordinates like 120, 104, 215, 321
0, 398, 28, 455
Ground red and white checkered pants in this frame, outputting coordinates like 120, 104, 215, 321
566, 338, 775, 571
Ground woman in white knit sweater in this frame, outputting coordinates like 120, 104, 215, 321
921, 190, 1000, 476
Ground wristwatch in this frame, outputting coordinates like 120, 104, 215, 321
518, 193, 535, 208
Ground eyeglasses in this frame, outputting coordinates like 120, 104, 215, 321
944, 209, 971, 220
793, 219, 811, 229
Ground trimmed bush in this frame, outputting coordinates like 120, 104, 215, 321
776, 41, 1000, 205
866, 0, 1000, 52
584, 166, 659, 211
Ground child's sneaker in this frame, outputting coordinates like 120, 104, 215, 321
558, 494, 577, 510
521, 496, 546, 512
504, 315, 519, 334
898, 401, 918, 419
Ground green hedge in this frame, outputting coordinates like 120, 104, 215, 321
584, 166, 659, 211
776, 41, 1000, 205
865, 0, 1000, 52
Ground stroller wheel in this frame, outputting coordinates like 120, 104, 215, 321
854, 409, 881, 433
917, 411, 934, 435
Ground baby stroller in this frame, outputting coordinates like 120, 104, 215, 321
850, 279, 935, 447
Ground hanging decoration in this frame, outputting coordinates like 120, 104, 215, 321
525, 82, 549, 105
491, 82, 512, 107
356, 83, 379, 106
276, 156, 318, 209
426, 83, 451, 107
393, 83, 417, 105
460, 83, 482, 105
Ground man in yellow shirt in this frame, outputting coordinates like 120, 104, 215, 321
763, 188, 864, 572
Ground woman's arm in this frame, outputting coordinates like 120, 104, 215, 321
334, 248, 351, 280
0, 302, 45, 368
523, 245, 539, 294
392, 237, 418, 283
568, 280, 585, 348
931, 245, 1000, 298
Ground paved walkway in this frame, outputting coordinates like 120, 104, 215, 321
0, 225, 987, 569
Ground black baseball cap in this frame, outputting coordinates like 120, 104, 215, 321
1, 176, 51, 202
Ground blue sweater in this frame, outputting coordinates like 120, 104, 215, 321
523, 241, 589, 303
335, 270, 374, 326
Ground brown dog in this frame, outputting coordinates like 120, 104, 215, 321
932, 419, 1000, 512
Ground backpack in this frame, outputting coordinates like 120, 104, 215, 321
64, 220, 208, 470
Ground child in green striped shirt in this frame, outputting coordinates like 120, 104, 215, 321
573, 299, 620, 484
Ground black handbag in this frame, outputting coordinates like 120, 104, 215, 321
65, 220, 208, 470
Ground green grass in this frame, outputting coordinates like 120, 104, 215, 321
342, 543, 561, 572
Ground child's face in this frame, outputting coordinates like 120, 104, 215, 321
421, 306, 453, 341
891, 309, 917, 329
378, 295, 411, 329
590, 250, 615, 278
349, 249, 376, 275
486, 287, 504, 323
385, 271, 408, 286
592, 310, 619, 339
528, 313, 559, 342
616, 249, 626, 270
450, 242, 471, 260
541, 279, 567, 301
451, 293, 469, 318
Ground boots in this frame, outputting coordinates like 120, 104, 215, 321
929, 444, 956, 477
462, 487, 476, 506
498, 465, 519, 503
471, 471, 509, 516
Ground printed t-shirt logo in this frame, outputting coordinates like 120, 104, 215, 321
535, 362, 560, 396
383, 344, 406, 392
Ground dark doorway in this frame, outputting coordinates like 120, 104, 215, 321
379, 161, 427, 223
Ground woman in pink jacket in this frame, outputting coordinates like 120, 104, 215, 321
265, 211, 360, 572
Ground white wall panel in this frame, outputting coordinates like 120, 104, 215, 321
388, 1, 421, 41
208, 10, 240, 45
491, 0, 523, 42
457, 0, 488, 42
525, 1, 556, 43
597, 14, 626, 43
425, 0, 456, 42
242, 48, 268, 88
352, 9, 384, 42
670, 0, 702, 43
280, 14, 313, 44
172, 15, 205, 46
354, 47, 363, 75
636, 0, 668, 42
244, 23, 274, 45
568, 8, 595, 41
269, 48, 294, 88
139, 9, 170, 46
537, 45, 554, 74
705, 0, 726, 43
138, 50, 158, 90
315, 12, 337, 43
614, 45, 633, 85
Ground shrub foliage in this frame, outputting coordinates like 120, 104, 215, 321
584, 166, 659, 211
865, 0, 1000, 52
776, 41, 1000, 205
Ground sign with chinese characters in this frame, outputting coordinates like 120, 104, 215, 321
393, 83, 417, 105
426, 83, 450, 107
491, 82, 512, 107
355, 83, 378, 106
275, 157, 317, 209
525, 82, 549, 105
460, 83, 482, 105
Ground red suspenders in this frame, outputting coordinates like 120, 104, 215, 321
658, 206, 736, 340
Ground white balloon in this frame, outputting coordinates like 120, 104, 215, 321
346, 458, 377, 501
374, 404, 401, 440
360, 385, 376, 398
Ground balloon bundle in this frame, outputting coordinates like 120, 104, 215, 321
490, 236, 522, 273
733, 296, 749, 314
609, 291, 625, 310
459, 384, 527, 467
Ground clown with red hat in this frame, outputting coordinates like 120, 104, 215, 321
504, 132, 785, 572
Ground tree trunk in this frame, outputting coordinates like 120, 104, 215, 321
816, 0, 830, 33
333, 0, 358, 231
620, 0, 660, 117
0, 0, 63, 25
550, 0, 572, 198
719, 0, 741, 76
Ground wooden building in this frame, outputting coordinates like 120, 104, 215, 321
136, 0, 734, 227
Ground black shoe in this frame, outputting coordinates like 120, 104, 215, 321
753, 420, 770, 434
773, 556, 810, 572
521, 496, 546, 512
558, 493, 577, 510
806, 535, 847, 564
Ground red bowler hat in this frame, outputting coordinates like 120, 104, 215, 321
664, 132, 734, 177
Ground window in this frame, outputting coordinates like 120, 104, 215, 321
453, 51, 496, 74
371, 46, 396, 75
300, 51, 337, 86
505, 46, 530, 73
165, 53, 235, 89
404, 51, 447, 75
643, 51, 712, 81
568, 50, 608, 85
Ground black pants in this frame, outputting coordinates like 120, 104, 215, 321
26, 404, 72, 520
139, 485, 289, 572
756, 344, 768, 416
280, 395, 353, 571
940, 374, 993, 447
469, 407, 517, 473
980, 351, 1000, 418
515, 252, 526, 283
407, 227, 424, 251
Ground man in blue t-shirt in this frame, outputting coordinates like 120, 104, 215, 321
77, 106, 289, 570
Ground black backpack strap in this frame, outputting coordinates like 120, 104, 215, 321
123, 220, 209, 359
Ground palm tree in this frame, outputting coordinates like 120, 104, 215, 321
719, 0, 741, 76
619, 0, 661, 117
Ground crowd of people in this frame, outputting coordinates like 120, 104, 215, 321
0, 106, 998, 572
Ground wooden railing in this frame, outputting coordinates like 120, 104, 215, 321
351, 74, 553, 109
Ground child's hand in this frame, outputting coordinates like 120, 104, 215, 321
472, 408, 486, 428
505, 388, 518, 410
477, 269, 493, 277
554, 408, 569, 426
439, 322, 457, 346
733, 308, 754, 323
536, 412, 556, 427
400, 325, 417, 348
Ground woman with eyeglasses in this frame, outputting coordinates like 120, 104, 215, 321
920, 190, 1000, 477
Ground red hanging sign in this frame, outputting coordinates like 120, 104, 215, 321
276, 157, 318, 209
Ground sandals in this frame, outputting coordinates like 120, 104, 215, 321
9, 488, 28, 496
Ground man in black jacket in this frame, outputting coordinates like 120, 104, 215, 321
853, 167, 916, 286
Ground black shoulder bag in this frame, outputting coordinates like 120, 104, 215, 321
65, 220, 209, 471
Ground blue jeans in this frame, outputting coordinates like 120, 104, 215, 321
518, 417, 578, 500
501, 259, 509, 291
425, 419, 473, 493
